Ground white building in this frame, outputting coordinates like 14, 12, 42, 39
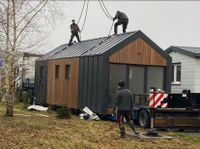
166, 46, 200, 93
19, 52, 43, 90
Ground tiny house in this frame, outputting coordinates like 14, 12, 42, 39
35, 30, 171, 113
166, 46, 200, 93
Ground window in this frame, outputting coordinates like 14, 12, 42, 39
129, 66, 144, 94
55, 65, 60, 79
109, 64, 126, 97
147, 66, 164, 93
171, 63, 181, 84
65, 65, 70, 79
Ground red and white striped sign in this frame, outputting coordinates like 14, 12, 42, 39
149, 93, 168, 108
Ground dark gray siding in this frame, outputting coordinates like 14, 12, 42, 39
34, 60, 48, 105
78, 55, 108, 113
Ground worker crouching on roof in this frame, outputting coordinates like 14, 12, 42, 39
114, 80, 138, 138
68, 19, 81, 46
113, 10, 129, 35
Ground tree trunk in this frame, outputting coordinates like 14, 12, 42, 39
6, 91, 14, 116
5, 69, 14, 116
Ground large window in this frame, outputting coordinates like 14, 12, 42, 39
109, 64, 126, 97
129, 66, 144, 94
147, 66, 164, 93
55, 65, 60, 79
171, 63, 181, 84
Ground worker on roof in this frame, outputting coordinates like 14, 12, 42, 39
114, 80, 139, 138
68, 19, 81, 46
113, 10, 129, 35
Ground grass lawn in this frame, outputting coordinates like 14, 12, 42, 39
0, 102, 200, 149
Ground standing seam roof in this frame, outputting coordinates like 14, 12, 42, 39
39, 31, 137, 60
166, 46, 200, 58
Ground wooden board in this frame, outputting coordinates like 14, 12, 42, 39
47, 58, 79, 108
109, 38, 167, 66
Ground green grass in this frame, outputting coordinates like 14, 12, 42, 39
0, 102, 200, 149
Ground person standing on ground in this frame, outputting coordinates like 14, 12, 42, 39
113, 10, 129, 35
114, 80, 138, 138
68, 19, 81, 46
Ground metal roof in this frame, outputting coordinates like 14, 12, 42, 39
166, 46, 200, 58
38, 44, 67, 60
39, 31, 137, 60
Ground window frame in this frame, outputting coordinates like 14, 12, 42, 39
171, 63, 181, 85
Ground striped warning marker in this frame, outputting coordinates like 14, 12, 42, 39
149, 93, 168, 108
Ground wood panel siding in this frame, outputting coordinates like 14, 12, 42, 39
47, 58, 79, 108
109, 38, 167, 66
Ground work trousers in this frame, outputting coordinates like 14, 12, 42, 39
69, 32, 80, 45
117, 110, 136, 136
114, 19, 129, 34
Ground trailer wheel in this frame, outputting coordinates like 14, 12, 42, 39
138, 110, 150, 128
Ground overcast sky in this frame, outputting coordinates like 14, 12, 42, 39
42, 1, 200, 53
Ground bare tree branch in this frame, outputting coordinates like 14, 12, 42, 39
16, 1, 43, 28
16, 0, 48, 41
0, 1, 6, 8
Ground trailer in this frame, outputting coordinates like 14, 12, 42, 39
132, 89, 200, 130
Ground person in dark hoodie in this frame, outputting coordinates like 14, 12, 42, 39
114, 80, 138, 138
68, 19, 81, 46
113, 10, 129, 35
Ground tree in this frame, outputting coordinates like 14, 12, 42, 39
0, 0, 61, 116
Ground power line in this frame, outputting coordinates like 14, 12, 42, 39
77, 0, 86, 25
80, 0, 89, 32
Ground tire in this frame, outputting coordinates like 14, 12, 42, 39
138, 109, 150, 128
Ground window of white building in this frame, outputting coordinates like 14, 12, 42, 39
171, 63, 181, 84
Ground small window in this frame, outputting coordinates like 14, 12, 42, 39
65, 65, 70, 79
55, 65, 60, 79
171, 63, 181, 84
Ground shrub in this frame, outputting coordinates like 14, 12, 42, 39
56, 106, 71, 119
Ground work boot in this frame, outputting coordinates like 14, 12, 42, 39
68, 42, 73, 46
120, 131, 126, 138
120, 126, 126, 138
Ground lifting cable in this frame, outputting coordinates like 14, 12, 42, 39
80, 0, 89, 32
108, 21, 114, 36
98, 0, 114, 36
77, 0, 86, 25
99, 0, 113, 20
98, 0, 113, 20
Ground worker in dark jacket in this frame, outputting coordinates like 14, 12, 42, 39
113, 10, 129, 35
114, 80, 138, 137
68, 19, 81, 46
